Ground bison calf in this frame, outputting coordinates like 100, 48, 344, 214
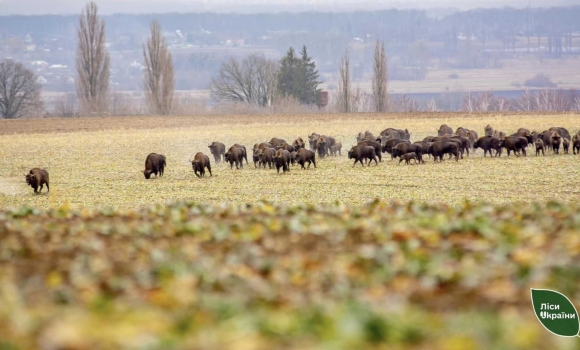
573, 135, 580, 155
535, 139, 545, 156
190, 152, 212, 177
399, 152, 418, 165
563, 138, 570, 154
25, 168, 49, 194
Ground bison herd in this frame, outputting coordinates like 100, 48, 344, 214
23, 123, 580, 193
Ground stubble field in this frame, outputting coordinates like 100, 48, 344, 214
1, 112, 580, 349
0, 112, 579, 210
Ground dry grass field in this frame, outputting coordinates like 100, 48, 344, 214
0, 112, 579, 210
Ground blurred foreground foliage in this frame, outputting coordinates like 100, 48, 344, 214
1, 200, 580, 349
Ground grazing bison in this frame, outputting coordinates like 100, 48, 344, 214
348, 145, 378, 167
25, 168, 49, 194
357, 140, 382, 162
429, 141, 459, 162
573, 135, 580, 155
296, 148, 316, 169
259, 148, 276, 169
308, 133, 320, 150
474, 136, 502, 157
484, 124, 494, 136
230, 144, 248, 164
208, 142, 226, 163
499, 136, 528, 157
190, 152, 212, 177
292, 137, 305, 150
225, 146, 245, 169
563, 138, 570, 154
392, 142, 424, 163
330, 141, 342, 156
535, 139, 545, 156
274, 149, 291, 173
450, 136, 471, 157
399, 152, 419, 165
437, 124, 453, 136
143, 153, 166, 179
551, 132, 562, 154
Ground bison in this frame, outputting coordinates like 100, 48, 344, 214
392, 142, 424, 163
474, 136, 501, 157
296, 148, 316, 169
437, 124, 453, 136
190, 152, 212, 177
535, 139, 545, 156
380, 128, 410, 141
357, 140, 382, 162
484, 124, 494, 137
455, 127, 469, 138
274, 149, 291, 173
278, 142, 296, 153
563, 138, 570, 154
499, 136, 528, 157
292, 137, 305, 150
259, 148, 276, 169
551, 132, 562, 154
549, 127, 571, 141
269, 138, 287, 149
467, 130, 478, 149
573, 135, 580, 155
399, 152, 419, 165
225, 146, 245, 169
143, 153, 166, 179
330, 141, 342, 156
348, 145, 378, 167
208, 142, 226, 163
429, 141, 459, 162
25, 168, 49, 194
382, 139, 409, 158
308, 133, 320, 150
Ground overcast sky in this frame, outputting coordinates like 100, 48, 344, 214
0, 0, 574, 15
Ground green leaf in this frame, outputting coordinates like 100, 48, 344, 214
531, 288, 580, 337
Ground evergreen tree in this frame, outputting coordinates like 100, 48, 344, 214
277, 46, 322, 106
298, 45, 321, 106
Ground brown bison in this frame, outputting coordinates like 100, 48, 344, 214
538, 130, 554, 150
467, 130, 479, 149
357, 140, 382, 162
143, 153, 166, 179
413, 141, 432, 158
484, 124, 494, 136
429, 141, 459, 162
296, 148, 317, 169
25, 168, 49, 194
208, 142, 226, 163
330, 141, 342, 156
225, 146, 245, 169
348, 145, 378, 167
392, 142, 424, 163
292, 137, 305, 150
278, 142, 296, 153
230, 144, 248, 164
492, 130, 506, 139
399, 152, 419, 165
514, 128, 534, 144
455, 127, 469, 137
563, 138, 570, 154
573, 135, 580, 155
535, 139, 545, 156
259, 148, 276, 169
289, 151, 298, 165
381, 128, 411, 141
474, 136, 501, 157
382, 139, 409, 158
274, 149, 291, 173
551, 132, 562, 154
549, 127, 571, 141
356, 131, 376, 143
190, 152, 212, 177
449, 136, 471, 157
499, 136, 528, 157
269, 138, 287, 149
308, 133, 320, 150
437, 124, 453, 136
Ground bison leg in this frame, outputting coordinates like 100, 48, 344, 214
207, 165, 212, 176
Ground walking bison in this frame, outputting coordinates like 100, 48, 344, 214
25, 168, 49, 194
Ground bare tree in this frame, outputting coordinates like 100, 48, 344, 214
210, 54, 278, 107
463, 91, 475, 112
54, 93, 78, 117
495, 97, 511, 111
425, 98, 440, 112
109, 90, 131, 116
476, 91, 494, 111
335, 50, 351, 113
372, 40, 388, 112
0, 59, 44, 119
518, 88, 533, 111
76, 1, 110, 116
143, 20, 174, 115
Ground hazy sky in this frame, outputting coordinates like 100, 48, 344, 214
0, 0, 573, 15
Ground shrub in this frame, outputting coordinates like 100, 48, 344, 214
524, 73, 556, 88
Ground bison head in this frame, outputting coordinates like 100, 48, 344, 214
25, 173, 36, 186
143, 170, 153, 179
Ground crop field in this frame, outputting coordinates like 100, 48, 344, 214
0, 112, 580, 349
0, 112, 579, 210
